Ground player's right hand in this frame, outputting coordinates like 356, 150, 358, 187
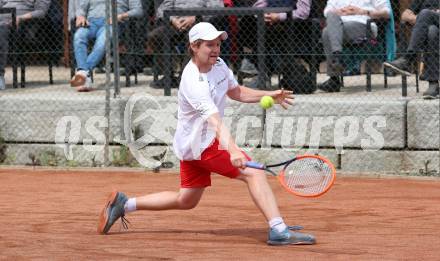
230, 151, 247, 169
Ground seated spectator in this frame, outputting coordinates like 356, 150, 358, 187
70, 0, 142, 92
400, 0, 438, 26
147, 0, 224, 89
318, 0, 391, 92
237, 0, 318, 91
0, 0, 50, 90
384, 0, 439, 99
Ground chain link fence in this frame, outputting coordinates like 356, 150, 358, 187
0, 0, 438, 176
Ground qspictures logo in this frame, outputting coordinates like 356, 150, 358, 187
54, 94, 175, 168
54, 94, 387, 166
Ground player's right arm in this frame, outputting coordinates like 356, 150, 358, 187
206, 113, 247, 169
182, 88, 246, 168
180, 68, 246, 168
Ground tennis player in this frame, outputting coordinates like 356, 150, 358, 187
98, 22, 316, 246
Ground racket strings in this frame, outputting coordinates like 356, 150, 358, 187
283, 158, 333, 195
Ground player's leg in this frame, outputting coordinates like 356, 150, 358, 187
97, 188, 205, 234
97, 158, 209, 234
134, 187, 205, 210
195, 140, 310, 244
236, 168, 280, 221
236, 168, 316, 245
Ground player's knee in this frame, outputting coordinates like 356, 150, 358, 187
240, 169, 267, 183
177, 196, 200, 210
252, 170, 268, 181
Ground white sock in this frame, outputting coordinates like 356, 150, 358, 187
124, 198, 137, 213
269, 217, 288, 233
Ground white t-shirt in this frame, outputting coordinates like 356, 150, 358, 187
324, 0, 391, 36
173, 58, 238, 161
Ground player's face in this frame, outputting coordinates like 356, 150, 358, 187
194, 37, 221, 66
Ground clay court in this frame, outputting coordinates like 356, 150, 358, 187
1, 168, 439, 260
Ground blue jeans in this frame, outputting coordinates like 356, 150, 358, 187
73, 18, 111, 72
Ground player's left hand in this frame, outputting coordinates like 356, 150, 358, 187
270, 89, 294, 109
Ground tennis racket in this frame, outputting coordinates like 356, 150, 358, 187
246, 154, 336, 198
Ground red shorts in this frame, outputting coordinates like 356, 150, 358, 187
180, 139, 251, 188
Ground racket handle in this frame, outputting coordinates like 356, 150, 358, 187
245, 161, 265, 169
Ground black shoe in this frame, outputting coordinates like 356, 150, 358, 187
423, 82, 439, 99
384, 57, 411, 76
318, 77, 341, 92
150, 76, 179, 89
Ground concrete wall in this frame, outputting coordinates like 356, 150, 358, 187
0, 95, 438, 175
407, 100, 439, 149
264, 97, 406, 149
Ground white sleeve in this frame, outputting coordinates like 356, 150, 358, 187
227, 67, 238, 90
180, 73, 218, 120
374, 0, 391, 14
217, 58, 238, 90
323, 0, 337, 17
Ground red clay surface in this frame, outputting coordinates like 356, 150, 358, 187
1, 168, 439, 260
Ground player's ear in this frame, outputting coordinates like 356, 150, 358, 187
188, 42, 197, 56
190, 42, 197, 51
188, 40, 202, 57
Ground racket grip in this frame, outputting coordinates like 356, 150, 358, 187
245, 161, 265, 169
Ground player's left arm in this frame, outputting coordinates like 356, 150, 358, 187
227, 85, 294, 109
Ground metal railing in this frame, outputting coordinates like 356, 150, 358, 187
162, 7, 292, 96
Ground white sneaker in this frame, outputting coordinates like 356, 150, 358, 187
70, 70, 88, 87
76, 76, 95, 92
0, 76, 5, 90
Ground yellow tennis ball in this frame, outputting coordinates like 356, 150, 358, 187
260, 96, 274, 109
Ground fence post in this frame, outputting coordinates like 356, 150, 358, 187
163, 10, 172, 96
111, 0, 121, 97
104, 0, 112, 166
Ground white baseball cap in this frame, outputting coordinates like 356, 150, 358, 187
188, 22, 228, 43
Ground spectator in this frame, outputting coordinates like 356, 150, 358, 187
147, 0, 224, 89
70, 0, 142, 92
400, 0, 438, 25
384, 0, 439, 99
0, 0, 50, 90
318, 0, 391, 92
237, 0, 317, 90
